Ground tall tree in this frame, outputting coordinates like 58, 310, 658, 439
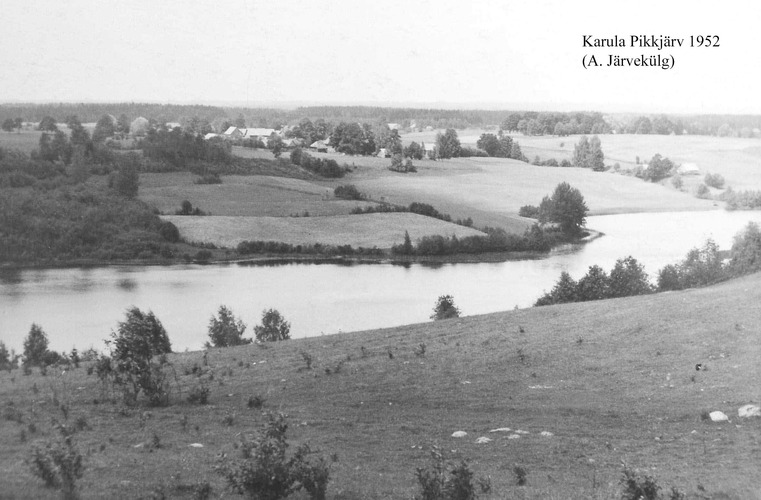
435, 129, 461, 159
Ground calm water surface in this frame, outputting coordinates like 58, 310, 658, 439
2, 210, 759, 352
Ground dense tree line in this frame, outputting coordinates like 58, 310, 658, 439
476, 133, 527, 160
500, 111, 610, 136
4, 104, 761, 137
391, 225, 564, 256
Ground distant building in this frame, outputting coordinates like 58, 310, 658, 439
377, 148, 390, 158
387, 123, 400, 130
204, 133, 219, 140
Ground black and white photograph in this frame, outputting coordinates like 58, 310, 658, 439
1, 0, 760, 498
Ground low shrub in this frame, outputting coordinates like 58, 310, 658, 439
415, 446, 485, 500
333, 184, 364, 200
216, 413, 331, 500
27, 424, 84, 500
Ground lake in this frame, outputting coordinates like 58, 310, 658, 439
1, 210, 759, 353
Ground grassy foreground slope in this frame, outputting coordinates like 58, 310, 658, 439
2, 273, 761, 498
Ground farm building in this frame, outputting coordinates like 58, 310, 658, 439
223, 126, 244, 139
678, 163, 700, 175
310, 140, 329, 153
204, 133, 219, 140
377, 148, 390, 158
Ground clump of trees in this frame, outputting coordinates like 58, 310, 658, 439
535, 182, 589, 236
572, 135, 605, 170
329, 122, 376, 155
537, 223, 761, 308
289, 148, 345, 178
641, 154, 675, 182
475, 133, 526, 161
535, 256, 652, 306
334, 184, 365, 200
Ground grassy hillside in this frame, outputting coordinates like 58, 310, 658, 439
2, 273, 761, 498
164, 213, 486, 249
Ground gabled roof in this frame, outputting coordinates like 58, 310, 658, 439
310, 140, 328, 149
243, 128, 276, 137
204, 133, 218, 140
223, 126, 239, 135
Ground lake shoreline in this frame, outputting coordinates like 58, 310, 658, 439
0, 230, 603, 271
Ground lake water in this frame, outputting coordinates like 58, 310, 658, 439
2, 210, 759, 353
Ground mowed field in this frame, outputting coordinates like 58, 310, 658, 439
3, 271, 761, 498
164, 212, 485, 249
404, 128, 761, 192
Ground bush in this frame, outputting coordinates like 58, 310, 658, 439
518, 205, 540, 219
431, 295, 460, 320
729, 221, 761, 276
158, 220, 180, 243
620, 466, 660, 500
194, 172, 222, 184
27, 424, 84, 500
187, 384, 210, 405
415, 446, 483, 500
333, 184, 364, 200
696, 183, 711, 199
254, 309, 291, 342
704, 172, 725, 189
216, 413, 331, 500
105, 307, 173, 405
206, 305, 252, 348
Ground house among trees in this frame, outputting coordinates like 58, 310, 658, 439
222, 127, 278, 144
309, 140, 329, 153
377, 148, 390, 158
677, 163, 700, 175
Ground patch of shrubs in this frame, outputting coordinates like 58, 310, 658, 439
236, 239, 383, 257
215, 412, 332, 500
27, 424, 84, 500
704, 172, 725, 189
175, 200, 208, 216
194, 172, 222, 184
333, 184, 364, 200
415, 446, 490, 500
290, 148, 346, 178
518, 205, 540, 219
721, 187, 761, 210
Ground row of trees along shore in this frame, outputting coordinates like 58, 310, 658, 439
536, 222, 761, 306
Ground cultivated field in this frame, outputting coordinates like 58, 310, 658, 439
3, 271, 761, 498
164, 212, 485, 249
140, 173, 377, 217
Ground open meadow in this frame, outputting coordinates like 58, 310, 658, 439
2, 271, 761, 499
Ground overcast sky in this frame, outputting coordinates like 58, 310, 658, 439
1, 0, 758, 114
